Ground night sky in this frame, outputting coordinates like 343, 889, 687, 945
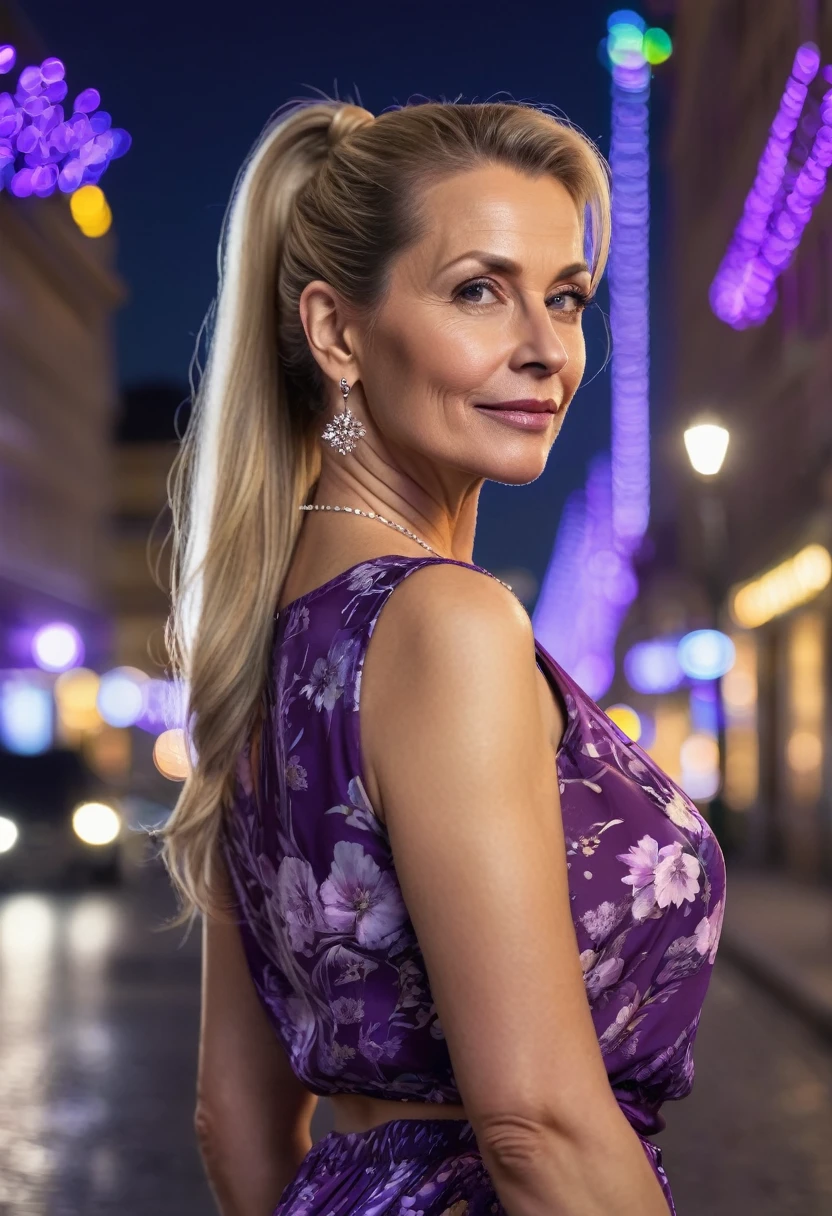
22, 0, 673, 584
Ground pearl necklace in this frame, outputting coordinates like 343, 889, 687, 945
298, 503, 514, 593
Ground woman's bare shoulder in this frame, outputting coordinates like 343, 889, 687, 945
359, 559, 540, 795
377, 558, 533, 657
355, 557, 617, 1144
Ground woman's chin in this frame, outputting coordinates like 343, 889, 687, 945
479, 451, 552, 486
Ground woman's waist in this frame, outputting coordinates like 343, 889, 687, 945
330, 1092, 469, 1134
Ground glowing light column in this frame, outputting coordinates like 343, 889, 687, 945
607, 17, 656, 552
533, 14, 671, 700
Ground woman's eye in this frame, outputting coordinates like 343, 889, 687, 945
457, 280, 589, 313
549, 290, 587, 313
457, 280, 499, 305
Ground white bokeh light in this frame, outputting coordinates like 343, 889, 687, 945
31, 622, 84, 672
96, 667, 147, 728
0, 816, 19, 853
72, 802, 121, 846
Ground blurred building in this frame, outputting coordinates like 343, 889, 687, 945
0, 3, 124, 679
0, 194, 124, 681
108, 381, 186, 810
619, 0, 832, 880
111, 381, 184, 673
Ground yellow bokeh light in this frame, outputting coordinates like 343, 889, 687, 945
80, 202, 113, 238
153, 728, 191, 781
680, 733, 719, 774
731, 543, 832, 628
69, 185, 113, 238
787, 729, 822, 775
70, 184, 106, 223
54, 667, 102, 734
606, 703, 642, 741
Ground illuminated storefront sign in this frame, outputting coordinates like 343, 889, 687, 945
730, 543, 832, 628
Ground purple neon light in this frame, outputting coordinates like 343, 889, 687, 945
534, 454, 638, 701
609, 59, 651, 550
710, 44, 832, 329
0, 44, 131, 199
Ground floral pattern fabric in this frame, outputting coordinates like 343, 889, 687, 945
221, 555, 726, 1215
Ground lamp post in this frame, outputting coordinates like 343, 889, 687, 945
683, 421, 731, 847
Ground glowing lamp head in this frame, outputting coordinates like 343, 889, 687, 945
32, 622, 84, 672
72, 801, 120, 846
678, 630, 736, 681
684, 423, 730, 476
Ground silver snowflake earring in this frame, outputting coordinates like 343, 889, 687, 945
321, 378, 367, 455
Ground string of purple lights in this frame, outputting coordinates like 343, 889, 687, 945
0, 43, 130, 199
710, 43, 832, 329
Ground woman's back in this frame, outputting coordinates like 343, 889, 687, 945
221, 554, 726, 1214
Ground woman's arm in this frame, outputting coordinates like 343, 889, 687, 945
361, 563, 670, 1216
194, 850, 318, 1216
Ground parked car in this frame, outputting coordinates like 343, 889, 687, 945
0, 747, 122, 888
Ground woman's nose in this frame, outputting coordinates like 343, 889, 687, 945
513, 305, 570, 374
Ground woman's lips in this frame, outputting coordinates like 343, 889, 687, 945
473, 405, 557, 431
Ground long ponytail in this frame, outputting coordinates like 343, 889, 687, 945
162, 101, 373, 921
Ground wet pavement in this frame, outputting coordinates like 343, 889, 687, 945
1, 862, 832, 1215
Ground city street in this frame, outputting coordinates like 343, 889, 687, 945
1, 864, 831, 1215
4, 3, 832, 1214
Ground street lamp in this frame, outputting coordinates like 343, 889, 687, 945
683, 422, 730, 476
684, 418, 732, 847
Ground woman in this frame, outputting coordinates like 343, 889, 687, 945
162, 98, 726, 1216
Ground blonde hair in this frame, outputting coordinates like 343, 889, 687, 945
162, 96, 611, 923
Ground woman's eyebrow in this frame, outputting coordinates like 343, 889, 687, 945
438, 250, 590, 279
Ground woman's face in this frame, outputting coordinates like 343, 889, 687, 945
356, 162, 592, 487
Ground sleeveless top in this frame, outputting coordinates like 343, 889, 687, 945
221, 554, 727, 1139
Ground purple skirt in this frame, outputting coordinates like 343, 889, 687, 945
271, 1117, 675, 1215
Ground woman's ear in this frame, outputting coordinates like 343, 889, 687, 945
298, 278, 358, 385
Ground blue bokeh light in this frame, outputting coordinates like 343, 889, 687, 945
0, 680, 53, 754
624, 638, 684, 694
608, 10, 646, 33
678, 630, 736, 681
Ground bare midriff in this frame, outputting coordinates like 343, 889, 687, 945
329, 1093, 470, 1134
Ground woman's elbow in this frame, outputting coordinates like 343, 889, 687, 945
194, 1100, 223, 1164
194, 1100, 213, 1142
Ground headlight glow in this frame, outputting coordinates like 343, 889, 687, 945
0, 816, 18, 854
72, 802, 120, 846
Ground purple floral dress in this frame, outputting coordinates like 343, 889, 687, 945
221, 555, 726, 1216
